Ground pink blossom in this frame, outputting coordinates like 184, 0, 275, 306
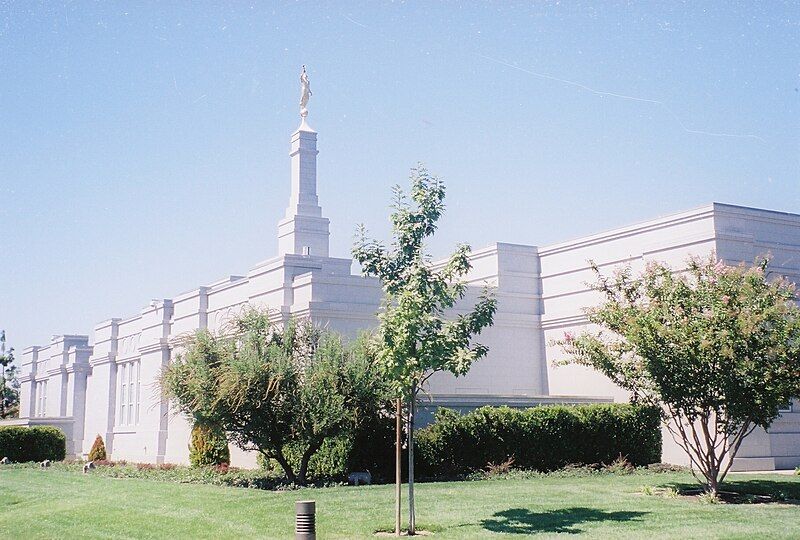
721, 295, 730, 305
713, 260, 727, 274
563, 331, 575, 343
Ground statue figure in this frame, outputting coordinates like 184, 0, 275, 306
300, 65, 312, 118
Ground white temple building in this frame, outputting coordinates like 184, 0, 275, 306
10, 82, 800, 471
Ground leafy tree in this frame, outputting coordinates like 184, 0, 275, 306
353, 166, 497, 534
558, 256, 800, 496
161, 308, 388, 485
0, 331, 19, 419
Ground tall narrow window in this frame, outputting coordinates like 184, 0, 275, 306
36, 382, 45, 417
135, 361, 141, 424
120, 363, 127, 425
117, 361, 141, 427
127, 361, 134, 425
37, 381, 48, 417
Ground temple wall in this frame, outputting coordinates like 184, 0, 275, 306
540, 205, 718, 401
11, 107, 800, 472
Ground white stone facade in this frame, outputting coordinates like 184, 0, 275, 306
12, 120, 800, 470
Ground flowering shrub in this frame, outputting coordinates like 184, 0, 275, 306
558, 255, 800, 495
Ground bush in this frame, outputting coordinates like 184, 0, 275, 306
281, 436, 351, 479
343, 407, 397, 480
189, 422, 230, 467
254, 409, 397, 481
415, 404, 661, 477
87, 435, 107, 462
0, 426, 67, 462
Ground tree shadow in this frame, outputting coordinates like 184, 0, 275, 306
481, 507, 648, 535
664, 478, 800, 504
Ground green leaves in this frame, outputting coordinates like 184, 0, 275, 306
558, 254, 800, 493
160, 310, 389, 484
353, 166, 498, 395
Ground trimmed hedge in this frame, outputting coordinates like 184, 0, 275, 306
415, 404, 661, 477
0, 426, 67, 463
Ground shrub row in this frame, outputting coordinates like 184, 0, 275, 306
0, 426, 67, 463
264, 403, 661, 481
415, 404, 662, 477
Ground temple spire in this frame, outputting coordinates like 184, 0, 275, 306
277, 66, 330, 257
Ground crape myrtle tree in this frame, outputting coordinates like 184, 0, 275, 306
161, 308, 388, 485
557, 256, 800, 496
353, 166, 497, 535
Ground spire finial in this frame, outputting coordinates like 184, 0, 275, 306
299, 65, 312, 119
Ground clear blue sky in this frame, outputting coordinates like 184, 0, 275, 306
1, 2, 798, 350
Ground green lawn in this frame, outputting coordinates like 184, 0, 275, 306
1, 466, 799, 539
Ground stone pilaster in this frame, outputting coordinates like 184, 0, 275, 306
138, 299, 174, 464
85, 319, 121, 455
65, 343, 92, 456
18, 346, 39, 418
46, 335, 89, 418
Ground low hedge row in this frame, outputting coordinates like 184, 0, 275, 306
272, 403, 662, 481
0, 426, 67, 463
415, 404, 662, 477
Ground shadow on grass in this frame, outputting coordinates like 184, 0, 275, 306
662, 478, 800, 504
481, 507, 648, 535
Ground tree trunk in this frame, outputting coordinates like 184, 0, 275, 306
707, 474, 719, 497
297, 440, 323, 486
408, 384, 416, 535
395, 397, 402, 537
272, 450, 297, 485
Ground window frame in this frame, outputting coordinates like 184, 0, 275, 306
117, 360, 141, 427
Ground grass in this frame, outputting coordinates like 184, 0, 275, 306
1, 465, 799, 539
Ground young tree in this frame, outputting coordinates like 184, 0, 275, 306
0, 331, 19, 419
353, 166, 497, 534
161, 308, 388, 485
87, 435, 107, 462
558, 256, 800, 496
